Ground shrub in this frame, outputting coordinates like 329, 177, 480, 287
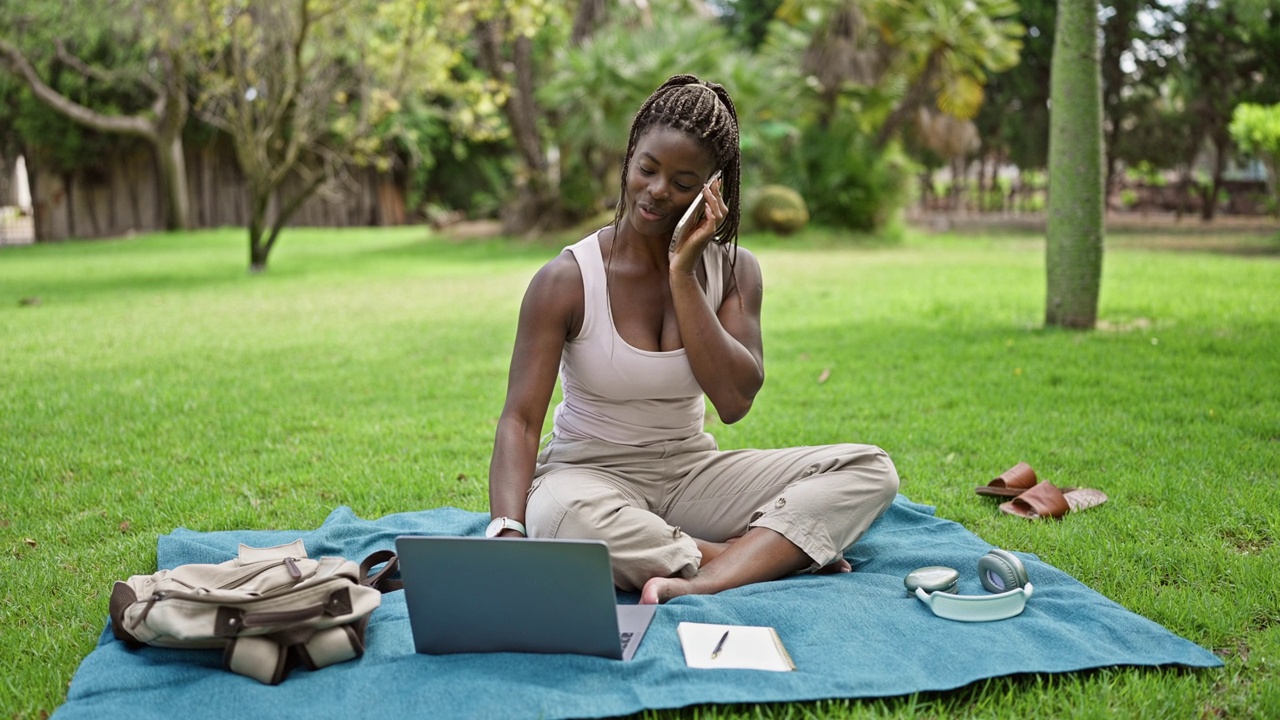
795, 120, 916, 231
749, 184, 809, 234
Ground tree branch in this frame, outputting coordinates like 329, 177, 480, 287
54, 38, 164, 96
875, 49, 944, 149
0, 38, 156, 140
263, 168, 328, 258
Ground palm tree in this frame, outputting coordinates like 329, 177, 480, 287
537, 14, 755, 220
796, 1, 887, 128
870, 0, 1025, 148
784, 0, 1022, 145
1045, 0, 1104, 329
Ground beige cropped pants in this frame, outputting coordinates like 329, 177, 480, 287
525, 432, 900, 591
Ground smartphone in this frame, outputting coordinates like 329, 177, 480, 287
670, 169, 723, 252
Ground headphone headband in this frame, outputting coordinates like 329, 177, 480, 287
907, 549, 1032, 622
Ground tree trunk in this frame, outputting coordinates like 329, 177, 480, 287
1201, 134, 1228, 221
0, 40, 191, 231
157, 53, 192, 231
505, 33, 555, 231
875, 52, 942, 149
243, 171, 328, 273
247, 191, 271, 273
476, 20, 560, 234
157, 132, 191, 231
1264, 158, 1278, 207
1045, 0, 1104, 330
570, 0, 606, 47
260, 174, 327, 271
978, 154, 989, 212
1100, 4, 1134, 202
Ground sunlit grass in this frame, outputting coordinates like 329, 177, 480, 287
1, 224, 1277, 718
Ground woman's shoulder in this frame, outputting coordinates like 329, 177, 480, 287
520, 233, 599, 339
538, 228, 605, 285
522, 232, 599, 316
725, 242, 759, 265
710, 242, 761, 280
531, 246, 584, 293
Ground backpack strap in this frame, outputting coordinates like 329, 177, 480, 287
225, 551, 397, 684
360, 550, 402, 592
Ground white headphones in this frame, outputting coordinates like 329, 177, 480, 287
905, 549, 1033, 622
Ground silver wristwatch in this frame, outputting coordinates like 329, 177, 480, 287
484, 517, 527, 538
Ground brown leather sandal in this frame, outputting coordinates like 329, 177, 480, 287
998, 482, 1108, 520
976, 462, 1078, 498
975, 462, 1039, 497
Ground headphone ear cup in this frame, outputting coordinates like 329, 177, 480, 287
978, 549, 1028, 593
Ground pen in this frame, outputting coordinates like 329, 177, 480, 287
710, 630, 729, 660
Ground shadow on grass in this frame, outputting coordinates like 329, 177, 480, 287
908, 212, 1280, 258
1, 227, 565, 306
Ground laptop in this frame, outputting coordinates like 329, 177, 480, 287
394, 535, 657, 661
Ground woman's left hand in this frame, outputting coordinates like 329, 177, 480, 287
669, 176, 727, 273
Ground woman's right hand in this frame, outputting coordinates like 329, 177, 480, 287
669, 175, 727, 274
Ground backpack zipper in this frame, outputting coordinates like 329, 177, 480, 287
213, 557, 310, 590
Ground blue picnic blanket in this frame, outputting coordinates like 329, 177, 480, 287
53, 496, 1221, 719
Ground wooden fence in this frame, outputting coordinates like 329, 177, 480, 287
23, 136, 406, 242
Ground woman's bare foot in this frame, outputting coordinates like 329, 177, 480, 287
638, 527, 817, 604
640, 573, 680, 602
640, 576, 687, 604
818, 558, 852, 573
640, 555, 850, 603
693, 537, 736, 567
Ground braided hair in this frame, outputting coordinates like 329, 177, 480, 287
612, 74, 742, 250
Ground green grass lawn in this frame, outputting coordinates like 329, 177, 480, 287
2, 224, 1277, 718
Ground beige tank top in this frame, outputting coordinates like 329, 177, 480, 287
551, 230, 729, 445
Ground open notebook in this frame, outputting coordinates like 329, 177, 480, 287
677, 622, 796, 671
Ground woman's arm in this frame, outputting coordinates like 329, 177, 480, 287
487, 253, 582, 532
669, 183, 764, 424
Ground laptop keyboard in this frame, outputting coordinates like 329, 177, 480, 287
620, 632, 634, 651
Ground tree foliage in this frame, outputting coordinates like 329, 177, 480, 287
0, 0, 193, 230
874, 0, 1024, 137
465, 0, 571, 234
1097, 0, 1280, 218
1170, 0, 1277, 219
6, 0, 1280, 248
541, 1, 926, 231
777, 0, 1023, 148
183, 0, 468, 271
1099, 0, 1168, 193
539, 11, 769, 217
718, 0, 786, 50
1230, 102, 1280, 203
973, 0, 1054, 170
0, 0, 1039, 243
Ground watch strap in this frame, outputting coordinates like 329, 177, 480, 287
487, 517, 527, 537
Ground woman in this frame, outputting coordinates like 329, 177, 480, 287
487, 75, 899, 604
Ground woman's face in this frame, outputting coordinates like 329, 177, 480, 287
624, 127, 716, 239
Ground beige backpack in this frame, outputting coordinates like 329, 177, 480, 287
109, 540, 399, 684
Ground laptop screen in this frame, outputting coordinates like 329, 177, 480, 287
395, 536, 654, 660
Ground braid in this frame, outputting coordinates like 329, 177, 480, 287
612, 75, 742, 250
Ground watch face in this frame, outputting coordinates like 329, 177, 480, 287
485, 518, 504, 538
